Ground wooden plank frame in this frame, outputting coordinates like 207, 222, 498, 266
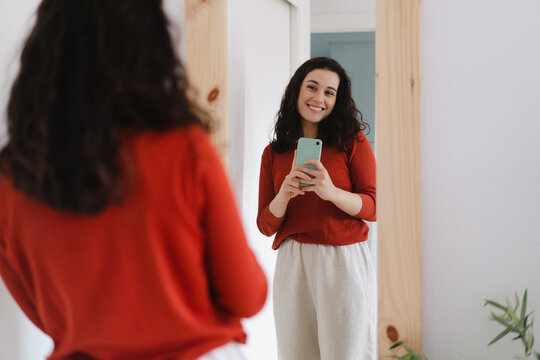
184, 0, 423, 357
376, 0, 423, 358
184, 0, 228, 162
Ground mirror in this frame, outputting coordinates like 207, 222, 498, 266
234, 0, 378, 359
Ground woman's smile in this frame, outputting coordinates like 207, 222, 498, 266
306, 103, 325, 112
306, 104, 325, 113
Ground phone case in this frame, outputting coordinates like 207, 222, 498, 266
295, 137, 323, 187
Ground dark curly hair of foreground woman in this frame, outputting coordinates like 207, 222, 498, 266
0, 0, 210, 215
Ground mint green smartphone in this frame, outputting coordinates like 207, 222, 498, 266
295, 137, 323, 187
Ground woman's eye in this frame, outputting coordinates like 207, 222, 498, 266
307, 85, 316, 91
325, 91, 335, 96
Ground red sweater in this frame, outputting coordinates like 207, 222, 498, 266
257, 132, 376, 250
0, 126, 267, 360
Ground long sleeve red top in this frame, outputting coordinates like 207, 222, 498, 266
257, 131, 376, 250
0, 126, 267, 360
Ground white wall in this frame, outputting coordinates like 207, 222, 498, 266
311, 0, 374, 14
0, 0, 36, 147
422, 1, 540, 359
310, 0, 374, 33
232, 1, 293, 359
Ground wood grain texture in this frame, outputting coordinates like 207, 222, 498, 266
184, 0, 228, 162
376, 0, 423, 357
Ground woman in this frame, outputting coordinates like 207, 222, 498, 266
0, 1, 266, 359
257, 57, 376, 360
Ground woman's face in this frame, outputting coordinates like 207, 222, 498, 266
296, 69, 340, 127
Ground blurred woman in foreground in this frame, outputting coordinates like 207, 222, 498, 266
0, 1, 266, 359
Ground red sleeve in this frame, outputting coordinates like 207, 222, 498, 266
256, 146, 285, 236
0, 181, 46, 331
194, 131, 267, 318
0, 246, 46, 332
349, 132, 377, 221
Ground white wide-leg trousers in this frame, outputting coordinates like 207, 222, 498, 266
273, 239, 376, 360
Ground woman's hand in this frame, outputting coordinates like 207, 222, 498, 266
269, 151, 312, 218
276, 151, 312, 202
300, 159, 364, 217
298, 159, 337, 202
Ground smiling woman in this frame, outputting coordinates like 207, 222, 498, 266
257, 57, 377, 360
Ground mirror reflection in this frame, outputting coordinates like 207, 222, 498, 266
240, 1, 376, 359
256, 58, 376, 359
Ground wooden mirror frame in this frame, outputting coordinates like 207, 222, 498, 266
376, 0, 423, 357
184, 0, 423, 357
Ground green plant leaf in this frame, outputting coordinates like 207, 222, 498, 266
405, 345, 425, 360
485, 299, 508, 311
526, 332, 534, 350
524, 314, 530, 328
521, 289, 528, 325
488, 327, 512, 345
405, 345, 418, 355
507, 298, 521, 326
515, 293, 521, 313
388, 341, 425, 360
491, 313, 520, 332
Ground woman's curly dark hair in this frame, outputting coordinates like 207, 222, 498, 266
0, 0, 210, 215
271, 57, 369, 153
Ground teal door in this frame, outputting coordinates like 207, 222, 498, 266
311, 32, 375, 148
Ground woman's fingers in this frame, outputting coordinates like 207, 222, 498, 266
277, 156, 311, 200
295, 166, 318, 178
281, 175, 305, 195
285, 183, 305, 196
290, 150, 297, 172
303, 159, 325, 171
290, 169, 313, 182
285, 176, 309, 189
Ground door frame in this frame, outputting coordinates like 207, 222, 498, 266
287, 0, 310, 74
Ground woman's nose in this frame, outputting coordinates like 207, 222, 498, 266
312, 91, 324, 103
